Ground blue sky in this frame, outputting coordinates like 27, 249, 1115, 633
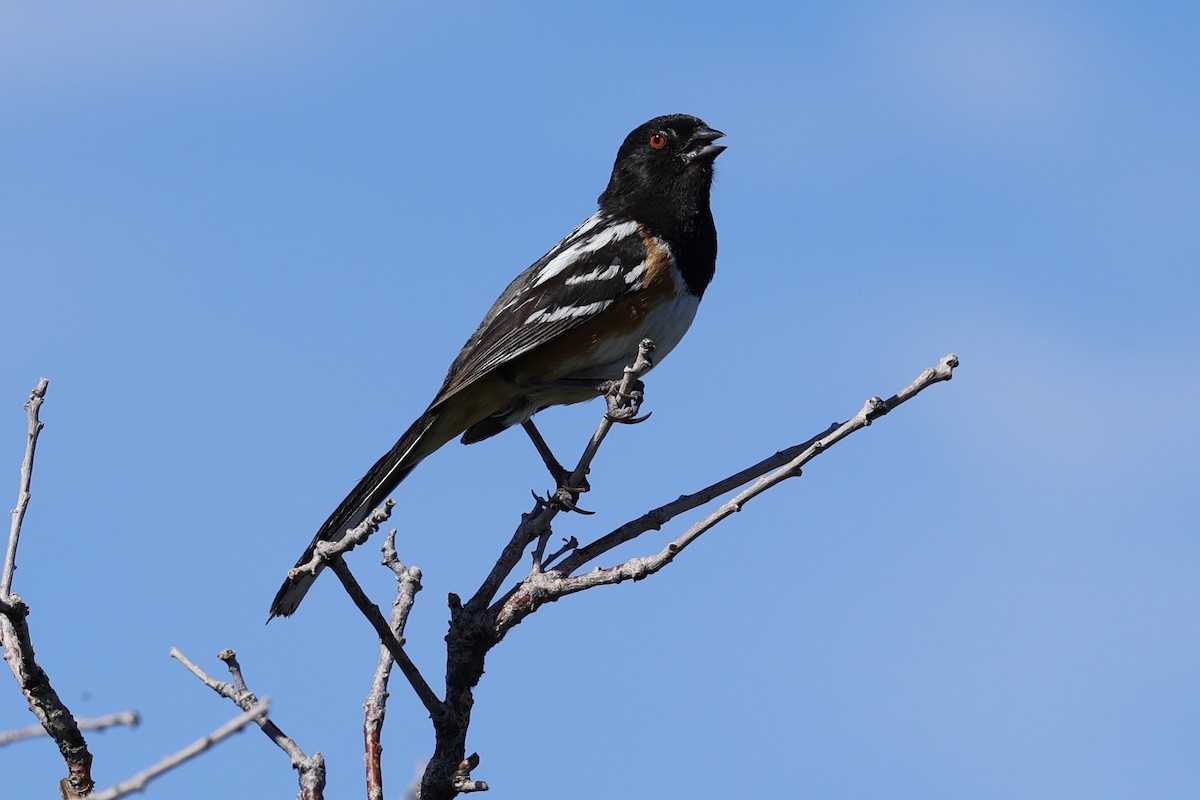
2, 2, 1197, 798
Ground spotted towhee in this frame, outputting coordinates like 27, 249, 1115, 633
270, 114, 725, 618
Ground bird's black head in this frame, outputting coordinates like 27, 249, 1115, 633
598, 114, 725, 239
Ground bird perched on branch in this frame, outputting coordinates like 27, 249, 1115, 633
271, 114, 726, 618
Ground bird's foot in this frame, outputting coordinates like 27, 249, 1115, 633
547, 462, 591, 496
601, 378, 651, 424
530, 479, 594, 515
523, 418, 591, 511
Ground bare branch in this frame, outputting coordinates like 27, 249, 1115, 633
3, 377, 48, 597
491, 354, 961, 633
548, 424, 835, 578
329, 557, 446, 726
541, 536, 579, 570
285, 500, 395, 583
462, 506, 547, 612
451, 752, 489, 794
462, 339, 659, 613
170, 648, 307, 765
171, 648, 325, 798
286, 497, 446, 725
418, 341, 664, 799
0, 710, 139, 747
553, 353, 961, 578
284, 497, 447, 725
368, 353, 959, 799
1, 379, 95, 797
365, 531, 424, 800
89, 699, 271, 800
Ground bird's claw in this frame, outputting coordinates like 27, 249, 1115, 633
608, 407, 652, 424
548, 464, 593, 513
530, 485, 594, 515
602, 378, 649, 423
553, 485, 596, 515
530, 489, 551, 510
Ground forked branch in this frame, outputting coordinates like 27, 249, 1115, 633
365, 532, 425, 800
491, 354, 959, 631
171, 648, 325, 799
323, 351, 960, 800
89, 699, 272, 800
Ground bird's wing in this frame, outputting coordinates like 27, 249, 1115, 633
430, 211, 654, 406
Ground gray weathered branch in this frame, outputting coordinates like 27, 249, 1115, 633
412, 353, 959, 798
89, 699, 270, 800
316, 352, 958, 799
0, 709, 139, 747
365, 531, 424, 800
171, 648, 325, 799
289, 500, 447, 726
491, 353, 960, 631
0, 378, 96, 798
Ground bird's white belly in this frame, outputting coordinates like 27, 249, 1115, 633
582, 292, 701, 380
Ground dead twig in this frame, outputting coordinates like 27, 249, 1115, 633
365, 531, 423, 800
89, 699, 270, 800
287, 501, 447, 726
0, 710, 139, 747
3, 378, 48, 596
0, 378, 95, 798
171, 648, 325, 799
492, 354, 960, 631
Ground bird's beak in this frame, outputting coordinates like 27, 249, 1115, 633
682, 126, 727, 165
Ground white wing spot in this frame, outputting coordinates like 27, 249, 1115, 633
524, 299, 614, 325
565, 263, 624, 285
623, 263, 647, 285
533, 220, 639, 287
568, 212, 607, 239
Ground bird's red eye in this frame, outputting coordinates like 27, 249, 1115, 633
649, 133, 667, 149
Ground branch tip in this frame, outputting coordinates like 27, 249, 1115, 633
491, 352, 961, 634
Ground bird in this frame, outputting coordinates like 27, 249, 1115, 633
270, 113, 725, 618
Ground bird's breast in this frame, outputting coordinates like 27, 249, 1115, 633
531, 258, 699, 384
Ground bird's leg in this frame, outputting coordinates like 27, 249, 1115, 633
522, 419, 592, 513
521, 419, 590, 492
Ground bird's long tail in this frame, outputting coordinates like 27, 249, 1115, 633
269, 409, 442, 619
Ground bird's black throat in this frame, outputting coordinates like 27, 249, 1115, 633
598, 157, 719, 298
